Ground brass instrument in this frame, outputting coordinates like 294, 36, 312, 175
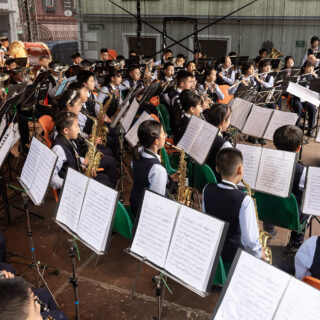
165, 142, 194, 206
80, 110, 104, 178
95, 93, 112, 144
270, 48, 283, 59
242, 180, 272, 264
51, 64, 69, 80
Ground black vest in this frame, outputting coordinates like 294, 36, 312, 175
85, 93, 96, 117
310, 237, 320, 279
130, 153, 161, 217
203, 183, 246, 263
174, 116, 190, 145
206, 135, 226, 182
51, 134, 81, 181
104, 85, 120, 117
292, 162, 304, 210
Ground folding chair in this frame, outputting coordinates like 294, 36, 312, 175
38, 115, 54, 148
218, 85, 234, 105
303, 276, 320, 290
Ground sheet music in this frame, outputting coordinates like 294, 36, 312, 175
0, 116, 6, 138
287, 82, 320, 106
165, 206, 225, 292
29, 146, 57, 205
77, 179, 118, 252
20, 137, 43, 190
263, 110, 299, 141
120, 99, 140, 133
0, 123, 15, 168
55, 169, 88, 233
242, 104, 273, 138
12, 123, 20, 146
255, 148, 296, 197
124, 111, 153, 147
273, 277, 320, 320
187, 118, 219, 164
214, 251, 290, 320
236, 144, 262, 189
302, 166, 320, 216
230, 98, 252, 130
131, 190, 180, 268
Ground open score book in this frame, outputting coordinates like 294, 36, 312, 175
129, 190, 228, 295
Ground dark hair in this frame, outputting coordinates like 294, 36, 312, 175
273, 125, 303, 152
254, 56, 262, 65
71, 52, 81, 59
105, 69, 122, 85
176, 54, 185, 59
128, 64, 140, 73
117, 55, 125, 61
163, 62, 174, 69
229, 51, 237, 56
311, 36, 319, 44
177, 70, 193, 85
68, 81, 86, 92
301, 60, 315, 74
258, 59, 271, 72
164, 49, 172, 54
133, 120, 162, 160
180, 89, 201, 112
259, 48, 268, 55
5, 58, 15, 66
242, 62, 254, 75
285, 56, 294, 64
100, 48, 108, 54
55, 111, 78, 133
220, 56, 230, 64
129, 49, 137, 55
186, 61, 196, 68
55, 89, 80, 116
77, 70, 94, 84
203, 68, 216, 83
216, 148, 243, 178
207, 104, 230, 127
0, 277, 32, 320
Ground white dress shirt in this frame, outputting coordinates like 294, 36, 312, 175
219, 66, 236, 85
198, 82, 225, 100
202, 180, 262, 259
295, 236, 318, 280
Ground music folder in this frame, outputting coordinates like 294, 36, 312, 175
127, 189, 228, 296
236, 143, 297, 198
19, 137, 57, 206
53, 168, 119, 255
0, 122, 19, 168
0, 93, 23, 116
211, 249, 320, 320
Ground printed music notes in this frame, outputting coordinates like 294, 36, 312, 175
177, 115, 219, 165
287, 81, 320, 107
130, 190, 228, 295
124, 111, 153, 147
54, 168, 119, 254
20, 137, 57, 205
120, 99, 140, 133
229, 98, 299, 140
212, 250, 320, 320
302, 166, 320, 216
236, 144, 297, 197
0, 123, 17, 168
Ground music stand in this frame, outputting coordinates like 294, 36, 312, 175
139, 82, 161, 106
254, 87, 284, 107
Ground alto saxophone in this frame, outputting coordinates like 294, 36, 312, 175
165, 142, 194, 206
80, 110, 104, 178
242, 180, 272, 264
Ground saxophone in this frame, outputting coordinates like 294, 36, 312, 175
80, 110, 104, 178
242, 180, 272, 264
165, 142, 194, 206
87, 94, 113, 145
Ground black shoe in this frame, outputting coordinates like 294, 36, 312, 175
266, 229, 278, 239
307, 130, 315, 138
287, 241, 302, 253
258, 138, 266, 146
247, 136, 258, 144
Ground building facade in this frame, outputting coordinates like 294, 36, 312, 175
80, 0, 320, 64
0, 0, 22, 41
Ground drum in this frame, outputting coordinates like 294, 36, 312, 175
9, 41, 51, 67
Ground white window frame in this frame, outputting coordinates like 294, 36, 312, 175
188, 35, 231, 60
122, 32, 161, 60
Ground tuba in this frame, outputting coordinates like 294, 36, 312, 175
242, 180, 272, 264
270, 48, 283, 59
165, 142, 194, 206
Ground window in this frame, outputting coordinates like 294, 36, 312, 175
64, 0, 77, 11
42, 0, 56, 12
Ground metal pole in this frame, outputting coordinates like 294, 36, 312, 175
24, 0, 32, 42
77, 0, 84, 55
136, 0, 142, 56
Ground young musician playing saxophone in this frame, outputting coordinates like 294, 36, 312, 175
203, 148, 265, 265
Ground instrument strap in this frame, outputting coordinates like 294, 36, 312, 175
220, 181, 238, 190
143, 148, 161, 164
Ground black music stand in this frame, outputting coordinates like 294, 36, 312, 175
254, 87, 284, 107
139, 82, 161, 106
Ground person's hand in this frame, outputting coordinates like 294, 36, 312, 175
136, 95, 142, 101
241, 80, 248, 86
0, 270, 15, 279
261, 249, 267, 261
170, 171, 180, 182
95, 136, 102, 145
307, 55, 317, 64
219, 72, 223, 78
91, 168, 97, 178
103, 115, 111, 123
83, 158, 89, 167
58, 77, 63, 84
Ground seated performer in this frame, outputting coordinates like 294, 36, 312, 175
228, 62, 256, 95
159, 62, 175, 106
51, 112, 114, 191
205, 104, 232, 180
302, 35, 319, 66
259, 48, 268, 59
186, 61, 196, 75
174, 54, 185, 68
295, 236, 320, 280
120, 64, 144, 92
203, 148, 264, 264
71, 52, 82, 65
217, 56, 235, 86
100, 48, 109, 61
291, 61, 317, 137
173, 89, 203, 144
154, 48, 173, 66
0, 276, 68, 320
198, 68, 224, 104
271, 125, 308, 250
